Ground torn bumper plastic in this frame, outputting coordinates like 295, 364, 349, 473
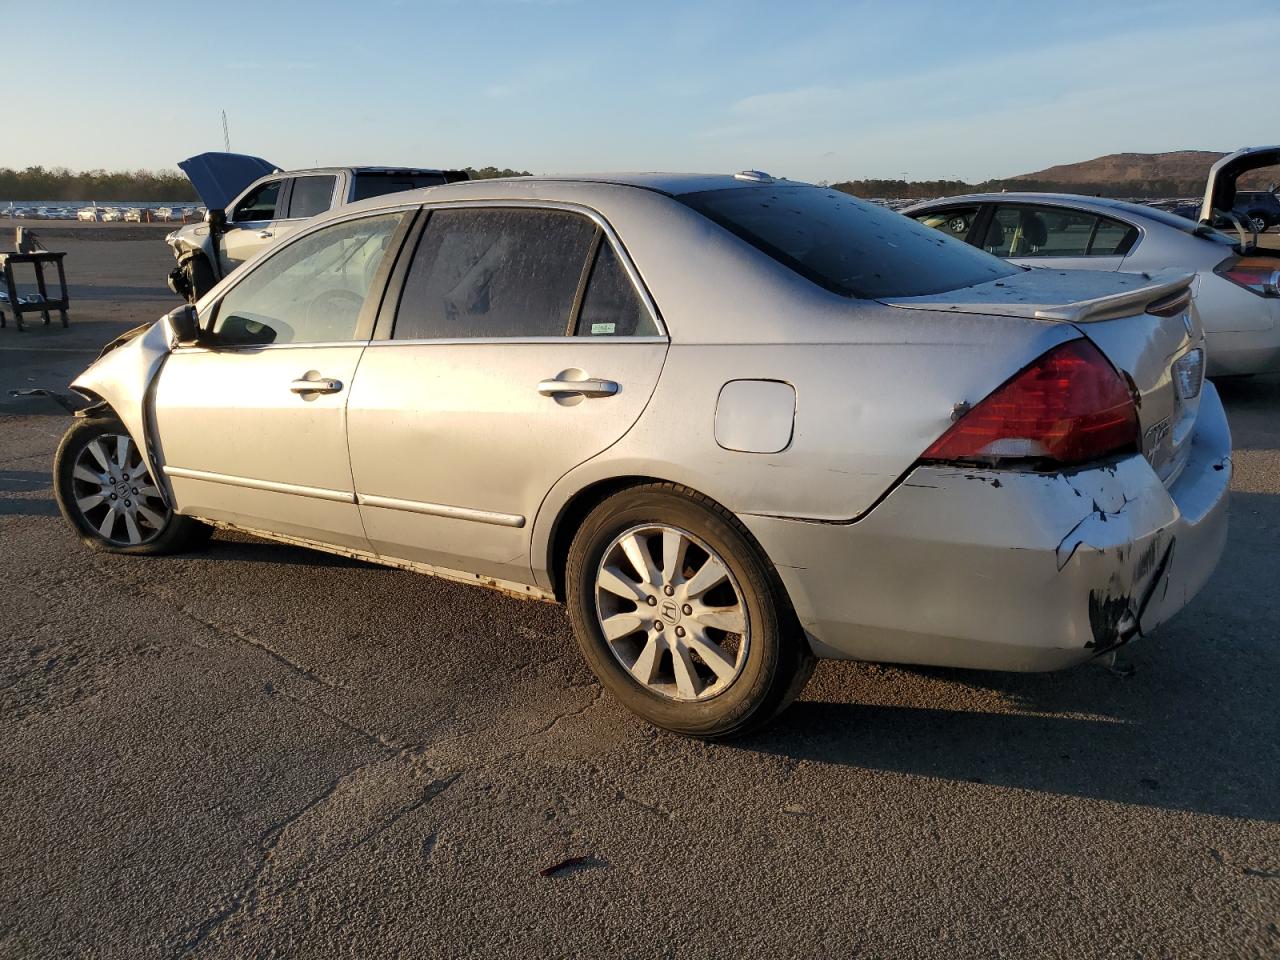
742, 381, 1231, 672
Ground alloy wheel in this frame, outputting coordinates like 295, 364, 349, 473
594, 523, 750, 702
69, 432, 170, 546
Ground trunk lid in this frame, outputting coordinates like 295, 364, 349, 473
178, 152, 279, 212
883, 267, 1203, 484
1200, 145, 1280, 225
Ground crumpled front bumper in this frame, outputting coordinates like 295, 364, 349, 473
742, 382, 1232, 672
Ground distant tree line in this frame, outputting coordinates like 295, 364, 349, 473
0, 166, 197, 201
8, 164, 1240, 203
830, 176, 1212, 200
1, 164, 533, 200
464, 166, 531, 180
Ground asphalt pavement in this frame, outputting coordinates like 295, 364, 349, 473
1, 235, 1277, 959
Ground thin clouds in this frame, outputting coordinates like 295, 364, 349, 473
698, 12, 1280, 180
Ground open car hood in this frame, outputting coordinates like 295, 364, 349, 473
1200, 145, 1280, 222
178, 152, 278, 211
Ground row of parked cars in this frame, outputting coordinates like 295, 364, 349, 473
2, 205, 203, 222
49, 146, 1272, 737
77, 206, 203, 223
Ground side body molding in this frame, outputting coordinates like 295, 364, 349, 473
70, 317, 173, 487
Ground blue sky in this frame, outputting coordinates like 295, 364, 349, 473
7, 0, 1279, 181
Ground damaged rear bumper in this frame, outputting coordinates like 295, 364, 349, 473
742, 382, 1232, 672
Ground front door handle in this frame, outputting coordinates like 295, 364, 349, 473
257, 230, 273, 239
537, 377, 619, 398
290, 377, 343, 395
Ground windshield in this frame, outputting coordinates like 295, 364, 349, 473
678, 185, 1017, 298
1100, 199, 1237, 246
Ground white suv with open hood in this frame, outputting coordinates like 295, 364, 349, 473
165, 152, 467, 302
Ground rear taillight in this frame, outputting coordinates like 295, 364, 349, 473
921, 339, 1139, 467
1173, 348, 1204, 400
1221, 264, 1280, 297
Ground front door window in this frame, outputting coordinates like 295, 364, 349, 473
232, 180, 281, 222
212, 213, 404, 345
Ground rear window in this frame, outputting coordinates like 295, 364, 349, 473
679, 185, 1017, 298
352, 173, 450, 202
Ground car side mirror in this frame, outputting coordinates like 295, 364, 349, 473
166, 304, 204, 346
205, 208, 227, 232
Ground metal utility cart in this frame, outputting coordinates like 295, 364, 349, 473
0, 251, 70, 331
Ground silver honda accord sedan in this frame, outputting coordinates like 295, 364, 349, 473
54, 173, 1232, 737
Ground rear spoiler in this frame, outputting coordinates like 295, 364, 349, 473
1032, 272, 1195, 324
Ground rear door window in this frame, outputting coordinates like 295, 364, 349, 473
574, 241, 657, 337
987, 205, 1137, 258
231, 180, 281, 222
393, 208, 597, 339
285, 175, 337, 219
987, 205, 1093, 256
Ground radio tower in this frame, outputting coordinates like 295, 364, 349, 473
221, 111, 231, 152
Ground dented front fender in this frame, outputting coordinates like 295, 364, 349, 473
70, 317, 174, 491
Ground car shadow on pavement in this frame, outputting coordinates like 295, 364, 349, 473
738, 487, 1280, 825
0, 471, 59, 517
741, 693, 1278, 823
1213, 373, 1280, 451
202, 533, 378, 571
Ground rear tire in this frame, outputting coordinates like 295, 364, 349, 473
54, 416, 211, 555
565, 483, 814, 738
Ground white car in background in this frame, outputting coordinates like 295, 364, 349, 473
905, 147, 1280, 376
165, 152, 468, 302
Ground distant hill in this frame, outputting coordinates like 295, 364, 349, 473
832, 149, 1278, 201
1010, 150, 1276, 194
1009, 151, 1225, 187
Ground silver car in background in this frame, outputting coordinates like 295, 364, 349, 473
54, 174, 1230, 737
905, 152, 1280, 376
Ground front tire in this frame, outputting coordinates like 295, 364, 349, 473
566, 483, 814, 738
54, 416, 211, 555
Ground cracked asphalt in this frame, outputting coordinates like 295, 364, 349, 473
1, 235, 1278, 959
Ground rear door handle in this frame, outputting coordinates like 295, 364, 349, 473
257, 230, 273, 239
290, 377, 343, 395
537, 377, 619, 398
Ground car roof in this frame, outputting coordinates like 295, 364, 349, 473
357, 172, 814, 204
906, 192, 1126, 209
280, 166, 460, 176
903, 192, 1181, 220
